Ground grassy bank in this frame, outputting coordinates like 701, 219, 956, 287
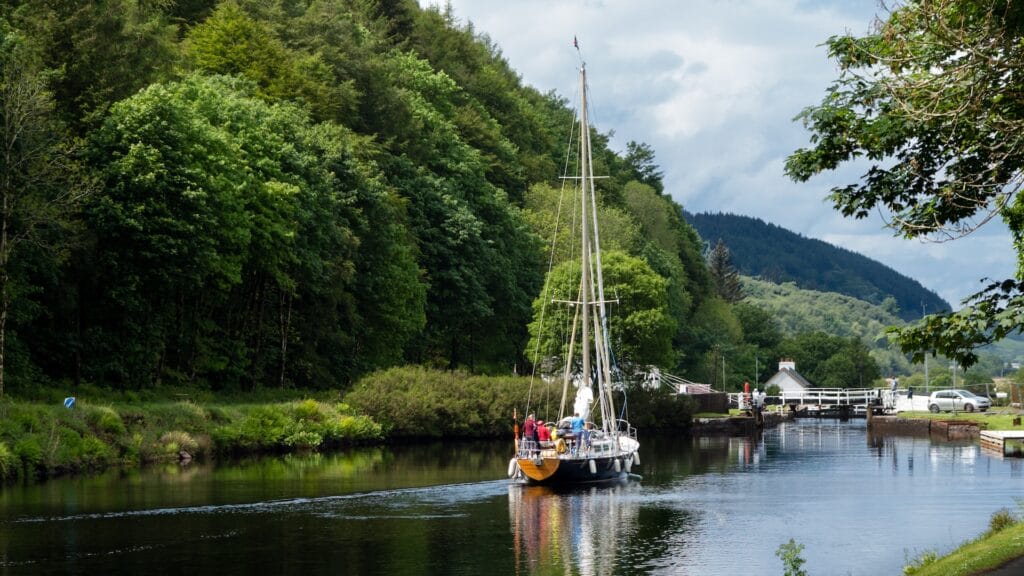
0, 397, 382, 482
897, 410, 1024, 430
0, 365, 693, 483
905, 511, 1024, 575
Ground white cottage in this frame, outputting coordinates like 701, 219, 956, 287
765, 359, 813, 393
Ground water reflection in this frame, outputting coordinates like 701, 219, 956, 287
509, 484, 641, 576
4, 423, 1024, 575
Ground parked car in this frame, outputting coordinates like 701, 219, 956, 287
928, 389, 991, 413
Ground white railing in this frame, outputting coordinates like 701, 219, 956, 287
780, 388, 879, 405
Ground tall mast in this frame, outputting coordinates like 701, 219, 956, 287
579, 64, 592, 396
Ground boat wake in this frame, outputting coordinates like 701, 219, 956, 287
10, 479, 511, 524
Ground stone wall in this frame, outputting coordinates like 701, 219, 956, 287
868, 416, 979, 439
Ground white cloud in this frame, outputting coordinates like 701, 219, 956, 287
423, 0, 1018, 307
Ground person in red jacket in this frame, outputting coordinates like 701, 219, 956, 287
537, 420, 551, 447
523, 413, 537, 451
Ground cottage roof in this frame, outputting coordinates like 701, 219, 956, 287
767, 367, 814, 390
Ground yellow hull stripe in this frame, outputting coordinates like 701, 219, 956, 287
517, 457, 560, 482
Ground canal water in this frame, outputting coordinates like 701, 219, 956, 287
1, 419, 1021, 575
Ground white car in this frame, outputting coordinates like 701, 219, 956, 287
928, 389, 990, 413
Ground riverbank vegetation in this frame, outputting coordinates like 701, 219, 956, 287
0, 396, 381, 482
903, 509, 1024, 576
0, 366, 692, 482
345, 366, 694, 437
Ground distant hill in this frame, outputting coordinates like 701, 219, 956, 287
686, 212, 950, 320
742, 277, 904, 342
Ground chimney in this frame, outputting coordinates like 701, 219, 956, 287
779, 359, 796, 371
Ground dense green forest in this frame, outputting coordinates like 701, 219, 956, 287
686, 212, 950, 320
0, 0, 748, 394
9, 0, 994, 398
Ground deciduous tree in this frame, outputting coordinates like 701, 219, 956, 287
0, 22, 87, 395
786, 0, 1024, 367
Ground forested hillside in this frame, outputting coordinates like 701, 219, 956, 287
742, 278, 903, 342
686, 212, 950, 320
0, 0, 738, 393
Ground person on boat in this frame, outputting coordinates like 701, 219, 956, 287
537, 420, 552, 447
580, 421, 593, 452
523, 414, 537, 452
570, 413, 584, 454
571, 413, 584, 435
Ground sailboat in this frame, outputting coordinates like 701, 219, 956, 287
509, 59, 640, 485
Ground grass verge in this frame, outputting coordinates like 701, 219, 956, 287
897, 411, 1024, 431
905, 519, 1024, 575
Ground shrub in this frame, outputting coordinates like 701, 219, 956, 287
989, 508, 1017, 535
293, 399, 321, 422
345, 366, 539, 438
0, 441, 15, 480
283, 429, 322, 450
87, 406, 127, 436
212, 405, 290, 451
159, 431, 199, 455
776, 539, 807, 576
78, 436, 115, 468
13, 436, 43, 469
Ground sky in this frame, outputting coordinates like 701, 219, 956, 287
419, 0, 1019, 310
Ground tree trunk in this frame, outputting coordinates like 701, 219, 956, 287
0, 283, 7, 398
278, 291, 291, 388
0, 171, 9, 398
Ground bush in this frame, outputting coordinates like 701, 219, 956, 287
86, 406, 127, 436
213, 401, 382, 452
776, 539, 807, 576
293, 399, 321, 422
345, 366, 542, 438
283, 429, 322, 449
78, 436, 115, 468
158, 431, 199, 457
989, 508, 1017, 535
13, 436, 43, 469
621, 386, 695, 431
0, 441, 15, 480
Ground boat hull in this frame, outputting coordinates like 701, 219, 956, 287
516, 454, 630, 485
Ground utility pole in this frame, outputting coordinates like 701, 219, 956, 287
922, 303, 930, 394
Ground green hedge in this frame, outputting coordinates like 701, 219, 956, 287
345, 366, 544, 438
344, 366, 692, 437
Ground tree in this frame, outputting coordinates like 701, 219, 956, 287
623, 141, 664, 194
13, 0, 179, 129
185, 1, 350, 123
86, 74, 423, 388
526, 250, 676, 372
785, 0, 1024, 368
0, 22, 87, 395
818, 338, 881, 388
708, 239, 743, 303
